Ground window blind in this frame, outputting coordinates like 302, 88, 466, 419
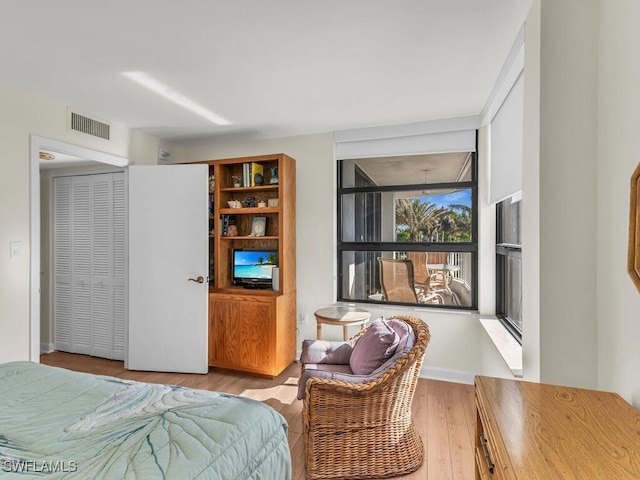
334, 116, 478, 160
489, 71, 524, 204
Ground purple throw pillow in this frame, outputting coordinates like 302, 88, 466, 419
349, 318, 400, 375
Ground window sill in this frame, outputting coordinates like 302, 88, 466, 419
371, 302, 475, 315
479, 317, 522, 377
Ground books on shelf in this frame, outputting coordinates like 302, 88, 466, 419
242, 162, 265, 187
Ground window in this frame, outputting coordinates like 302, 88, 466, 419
337, 152, 478, 309
496, 197, 522, 342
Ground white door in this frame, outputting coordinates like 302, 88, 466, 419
127, 165, 209, 374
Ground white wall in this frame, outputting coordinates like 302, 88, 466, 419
521, 0, 640, 403
0, 79, 180, 363
521, 0, 600, 389
522, 0, 542, 383
477, 126, 496, 314
596, 0, 640, 406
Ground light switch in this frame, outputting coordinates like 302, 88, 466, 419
10, 241, 22, 258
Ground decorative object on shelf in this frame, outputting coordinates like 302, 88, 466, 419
221, 214, 237, 236
251, 217, 267, 237
227, 200, 242, 208
272, 266, 280, 291
629, 161, 640, 293
232, 175, 242, 188
209, 175, 215, 193
269, 166, 278, 184
267, 198, 279, 208
252, 163, 263, 186
243, 196, 257, 208
258, 201, 266, 208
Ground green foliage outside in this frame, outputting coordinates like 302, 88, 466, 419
395, 198, 471, 242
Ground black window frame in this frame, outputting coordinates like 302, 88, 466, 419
495, 199, 522, 343
336, 147, 479, 310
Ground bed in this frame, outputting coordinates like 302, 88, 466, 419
0, 361, 291, 479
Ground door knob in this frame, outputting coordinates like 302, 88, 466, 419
188, 276, 205, 284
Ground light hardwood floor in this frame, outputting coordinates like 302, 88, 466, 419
40, 352, 476, 480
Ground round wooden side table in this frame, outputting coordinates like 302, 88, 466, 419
314, 306, 371, 340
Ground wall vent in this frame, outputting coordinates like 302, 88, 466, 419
68, 110, 110, 140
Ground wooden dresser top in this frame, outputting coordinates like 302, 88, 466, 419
476, 376, 640, 479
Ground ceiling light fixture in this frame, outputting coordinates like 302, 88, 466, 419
122, 71, 231, 126
421, 169, 431, 195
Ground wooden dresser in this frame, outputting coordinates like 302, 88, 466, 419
475, 376, 640, 479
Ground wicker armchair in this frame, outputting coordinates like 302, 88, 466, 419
300, 315, 431, 479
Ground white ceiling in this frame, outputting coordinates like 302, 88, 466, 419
351, 152, 470, 186
1, 0, 532, 146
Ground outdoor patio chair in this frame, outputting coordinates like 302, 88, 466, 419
426, 251, 451, 290
377, 257, 419, 303
404, 251, 444, 304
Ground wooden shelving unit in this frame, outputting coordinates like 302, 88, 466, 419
196, 153, 296, 377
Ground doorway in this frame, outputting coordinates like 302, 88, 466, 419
29, 135, 128, 362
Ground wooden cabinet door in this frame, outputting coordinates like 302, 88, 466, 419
209, 295, 275, 374
208, 295, 229, 365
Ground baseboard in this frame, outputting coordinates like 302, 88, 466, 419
40, 343, 54, 354
420, 365, 475, 385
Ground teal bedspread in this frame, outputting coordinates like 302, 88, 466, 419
0, 362, 291, 479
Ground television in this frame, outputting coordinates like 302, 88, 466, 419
232, 249, 278, 288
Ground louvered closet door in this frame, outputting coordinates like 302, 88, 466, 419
53, 177, 73, 352
53, 173, 127, 360
112, 173, 127, 359
71, 176, 93, 355
91, 174, 114, 359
